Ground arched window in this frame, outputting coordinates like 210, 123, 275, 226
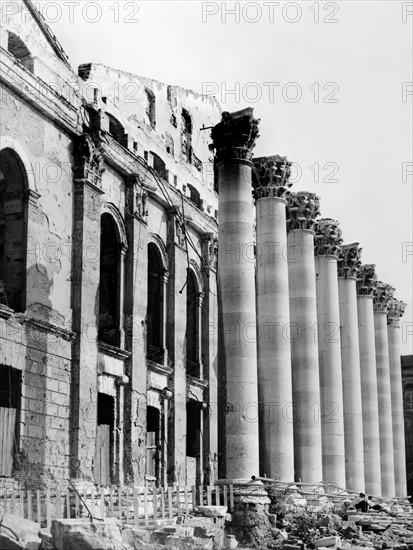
147, 243, 164, 363
145, 89, 156, 129
8, 32, 34, 73
186, 270, 202, 377
99, 213, 121, 346
0, 149, 27, 312
151, 152, 168, 181
181, 109, 192, 163
107, 113, 128, 148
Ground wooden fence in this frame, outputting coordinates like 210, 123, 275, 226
0, 484, 234, 531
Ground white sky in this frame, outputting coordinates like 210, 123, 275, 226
41, 0, 413, 353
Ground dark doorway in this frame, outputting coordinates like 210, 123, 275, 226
95, 393, 114, 486
146, 406, 161, 483
0, 365, 22, 477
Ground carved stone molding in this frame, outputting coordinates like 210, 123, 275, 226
314, 218, 343, 257
356, 264, 377, 296
73, 133, 105, 187
373, 281, 395, 313
201, 233, 218, 272
338, 243, 362, 279
387, 298, 406, 327
126, 173, 149, 223
209, 108, 259, 164
252, 155, 292, 200
286, 191, 320, 232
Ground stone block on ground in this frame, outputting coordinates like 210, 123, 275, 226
51, 517, 122, 550
0, 512, 41, 550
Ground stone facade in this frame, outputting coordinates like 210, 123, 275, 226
0, 0, 220, 488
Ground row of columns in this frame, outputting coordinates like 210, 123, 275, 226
210, 110, 407, 497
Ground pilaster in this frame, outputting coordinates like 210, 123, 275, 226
70, 133, 105, 481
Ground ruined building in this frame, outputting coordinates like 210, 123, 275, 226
0, 0, 408, 498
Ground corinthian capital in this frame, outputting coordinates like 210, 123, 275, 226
373, 282, 395, 313
356, 264, 377, 296
338, 243, 362, 278
387, 298, 406, 327
286, 191, 320, 232
314, 218, 343, 257
209, 108, 260, 163
252, 155, 292, 200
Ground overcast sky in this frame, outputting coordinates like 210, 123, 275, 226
41, 0, 413, 353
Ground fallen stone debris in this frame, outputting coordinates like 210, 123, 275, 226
1, 491, 412, 550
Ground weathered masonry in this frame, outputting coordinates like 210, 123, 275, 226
0, 0, 408, 498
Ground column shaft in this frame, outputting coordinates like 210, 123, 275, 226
256, 196, 294, 480
315, 255, 346, 487
339, 277, 364, 491
388, 324, 407, 496
375, 310, 395, 496
357, 295, 381, 495
288, 228, 322, 483
217, 159, 259, 478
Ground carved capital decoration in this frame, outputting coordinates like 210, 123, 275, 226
356, 264, 377, 296
387, 298, 406, 327
166, 208, 186, 248
373, 281, 395, 313
286, 191, 320, 232
314, 218, 343, 257
126, 173, 149, 222
201, 233, 218, 272
73, 133, 105, 187
252, 155, 292, 200
209, 108, 259, 164
338, 243, 362, 278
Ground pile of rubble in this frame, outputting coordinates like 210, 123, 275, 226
228, 487, 413, 550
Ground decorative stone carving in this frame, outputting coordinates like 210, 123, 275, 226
373, 281, 395, 313
252, 155, 292, 200
338, 243, 362, 278
314, 218, 343, 257
286, 191, 320, 232
387, 298, 406, 327
73, 134, 105, 186
201, 233, 218, 272
356, 264, 377, 296
126, 174, 148, 222
209, 108, 260, 163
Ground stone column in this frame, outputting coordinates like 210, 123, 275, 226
387, 298, 407, 497
287, 191, 323, 483
357, 264, 381, 495
338, 243, 365, 491
253, 155, 294, 481
374, 281, 395, 497
314, 219, 346, 488
71, 134, 104, 480
210, 109, 260, 479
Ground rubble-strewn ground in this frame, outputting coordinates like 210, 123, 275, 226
2, 491, 412, 550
